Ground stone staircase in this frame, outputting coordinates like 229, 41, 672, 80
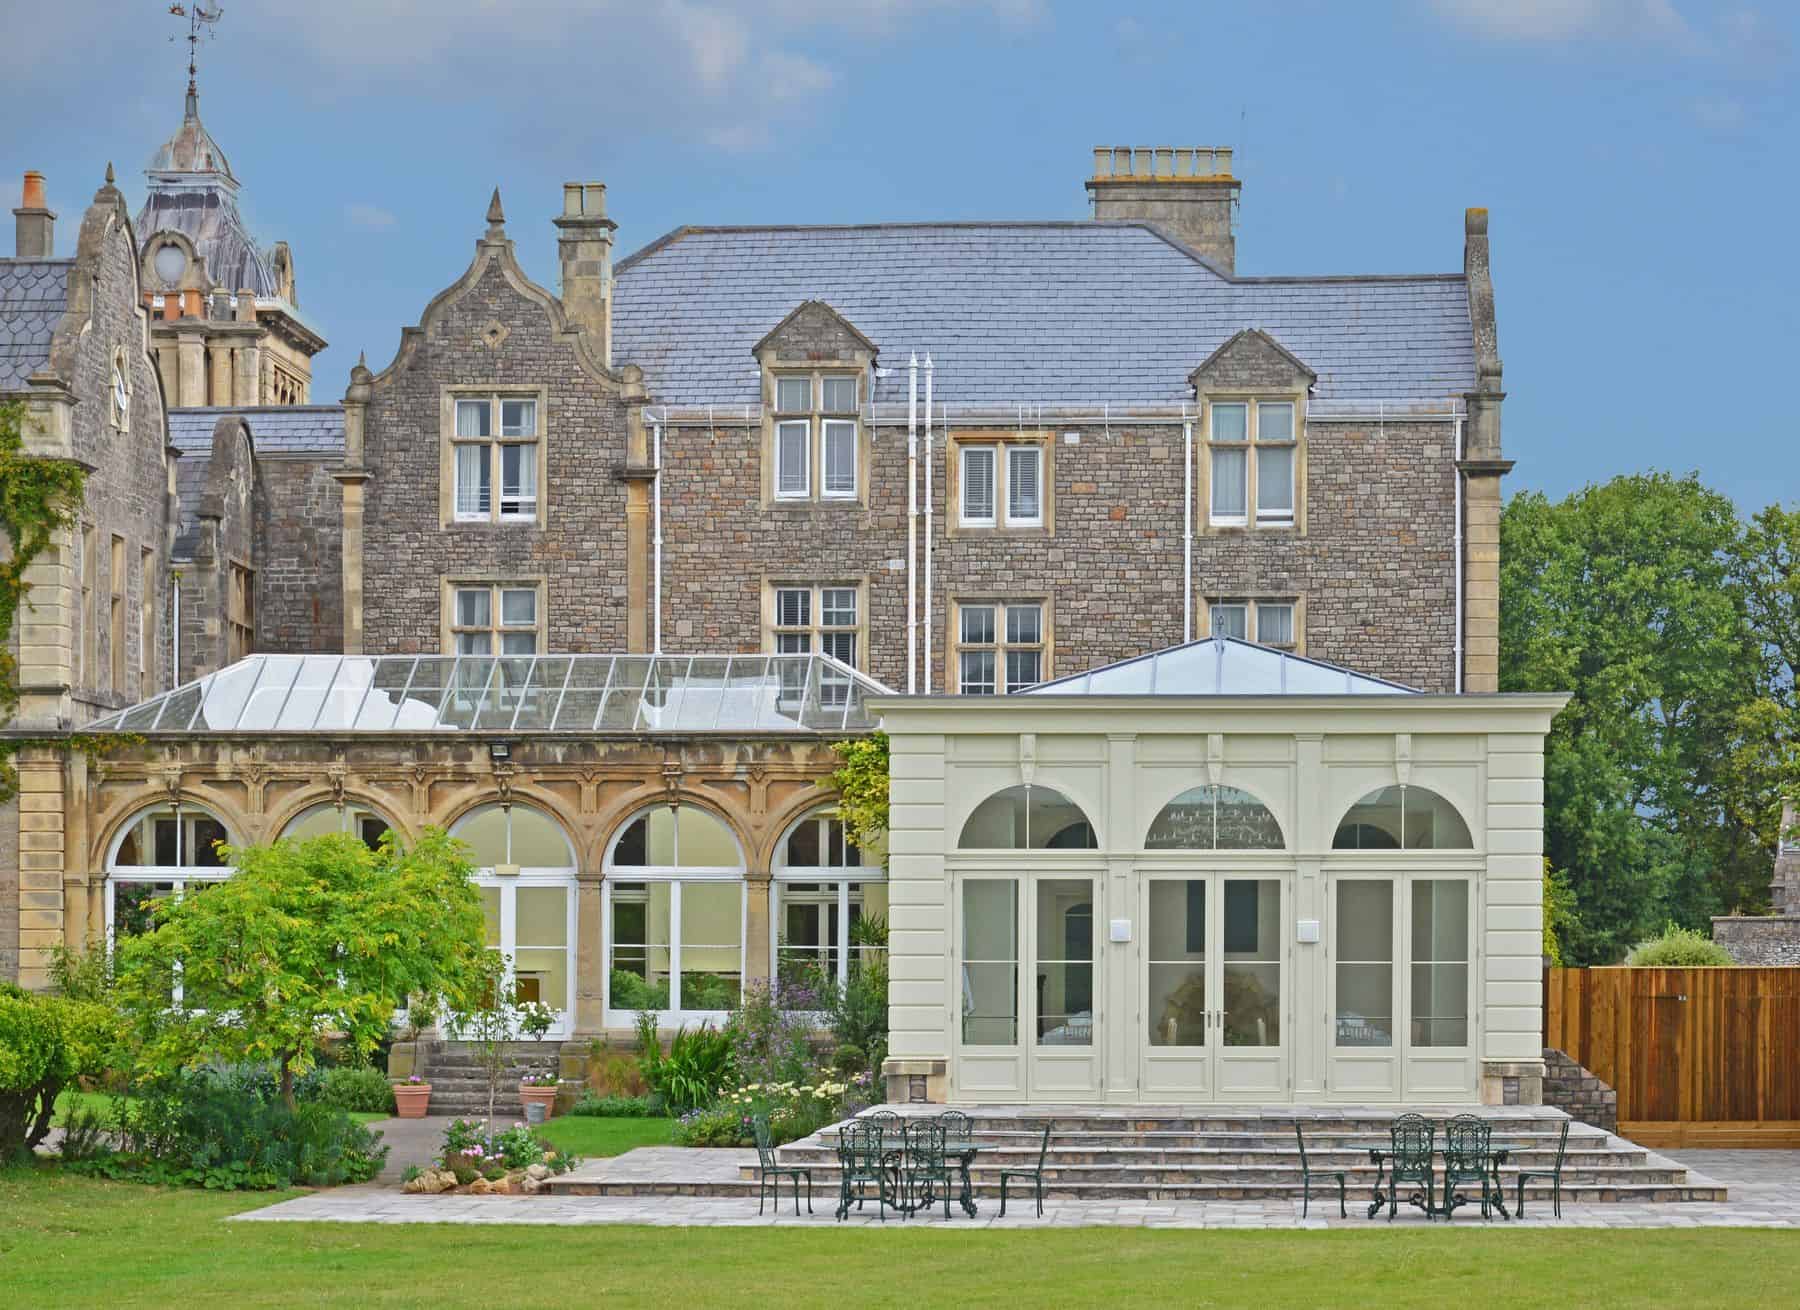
413, 1041, 561, 1119
550, 1106, 1725, 1204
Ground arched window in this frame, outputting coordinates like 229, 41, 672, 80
1333, 785, 1472, 850
605, 805, 745, 1018
774, 808, 885, 1006
105, 802, 233, 944
279, 801, 394, 851
449, 803, 577, 1031
1145, 785, 1284, 850
959, 785, 1098, 850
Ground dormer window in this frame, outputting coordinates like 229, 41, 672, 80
769, 370, 860, 503
1206, 398, 1299, 529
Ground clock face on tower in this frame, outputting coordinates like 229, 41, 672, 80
153, 242, 188, 288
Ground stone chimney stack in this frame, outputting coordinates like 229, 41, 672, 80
553, 183, 618, 367
1086, 147, 1240, 274
13, 171, 56, 257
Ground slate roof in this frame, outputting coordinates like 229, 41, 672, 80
168, 406, 344, 561
0, 258, 72, 391
612, 223, 1474, 409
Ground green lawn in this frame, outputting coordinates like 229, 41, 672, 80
533, 1113, 675, 1156
2, 1167, 1797, 1309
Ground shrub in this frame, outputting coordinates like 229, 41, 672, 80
672, 1102, 745, 1148
609, 969, 670, 1011
307, 1065, 395, 1114
437, 1116, 576, 1180
72, 1070, 387, 1189
570, 1092, 655, 1118
814, 955, 889, 1074
1625, 923, 1736, 967
728, 982, 813, 1089
830, 1044, 867, 1077
0, 991, 121, 1160
635, 1011, 735, 1113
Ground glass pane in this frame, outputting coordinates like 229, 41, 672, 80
501, 399, 536, 436
1212, 402, 1247, 441
111, 879, 174, 939
823, 422, 856, 493
1336, 880, 1393, 1047
516, 885, 568, 948
1411, 963, 1470, 1047
512, 807, 571, 868
1211, 447, 1247, 517
959, 650, 996, 695
1035, 879, 1093, 1046
676, 806, 739, 868
852, 881, 888, 973
457, 588, 491, 628
821, 588, 856, 627
961, 448, 995, 520
280, 804, 341, 842
1005, 649, 1041, 693
1411, 880, 1470, 1047
1257, 445, 1294, 517
501, 589, 536, 626
960, 785, 1026, 847
776, 376, 811, 413
513, 946, 566, 1010
961, 880, 1017, 1045
960, 605, 995, 645
1006, 446, 1041, 521
1221, 879, 1280, 1047
1006, 604, 1041, 644
1211, 603, 1247, 640
456, 806, 510, 867
1147, 881, 1207, 1047
455, 399, 491, 438
776, 421, 809, 495
1334, 786, 1405, 849
1403, 787, 1474, 850
1256, 401, 1293, 442
455, 444, 490, 517
479, 884, 502, 949
821, 376, 856, 412
785, 818, 822, 868
1257, 604, 1295, 646
679, 880, 743, 1010
609, 883, 672, 1010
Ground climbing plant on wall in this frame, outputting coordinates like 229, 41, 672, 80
830, 730, 890, 861
0, 400, 90, 802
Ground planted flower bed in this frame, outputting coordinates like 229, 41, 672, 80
401, 1117, 579, 1195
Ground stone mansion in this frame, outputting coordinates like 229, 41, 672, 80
1, 89, 1548, 1106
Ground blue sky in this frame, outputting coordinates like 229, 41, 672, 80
4, 0, 1794, 509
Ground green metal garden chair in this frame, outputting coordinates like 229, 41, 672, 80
1370, 1113, 1436, 1220
906, 1118, 956, 1220
998, 1123, 1052, 1218
1441, 1114, 1497, 1219
752, 1114, 812, 1216
935, 1110, 975, 1150
835, 1119, 891, 1222
1294, 1122, 1346, 1218
1516, 1119, 1570, 1219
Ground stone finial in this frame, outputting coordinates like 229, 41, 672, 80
485, 187, 506, 237
105, 161, 116, 186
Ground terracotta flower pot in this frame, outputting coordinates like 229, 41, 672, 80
393, 1082, 433, 1119
519, 1083, 559, 1119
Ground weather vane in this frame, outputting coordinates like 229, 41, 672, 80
168, 3, 224, 98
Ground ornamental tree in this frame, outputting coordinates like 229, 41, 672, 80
0, 987, 120, 1159
114, 828, 489, 1110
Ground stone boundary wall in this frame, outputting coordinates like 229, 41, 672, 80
1542, 1046, 1618, 1133
1712, 915, 1800, 965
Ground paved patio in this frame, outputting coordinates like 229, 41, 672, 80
233, 1145, 1800, 1229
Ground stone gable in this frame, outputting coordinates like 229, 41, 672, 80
1189, 328, 1316, 391
755, 300, 876, 366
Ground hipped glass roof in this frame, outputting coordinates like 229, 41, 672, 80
1018, 637, 1417, 697
87, 654, 891, 735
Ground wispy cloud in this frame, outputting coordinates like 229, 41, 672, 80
1426, 0, 1697, 47
345, 202, 397, 231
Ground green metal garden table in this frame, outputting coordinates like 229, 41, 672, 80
1367, 1117, 1512, 1221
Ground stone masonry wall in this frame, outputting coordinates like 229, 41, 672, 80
362, 254, 631, 653
1542, 1047, 1619, 1133
1711, 916, 1800, 965
658, 416, 1457, 692
256, 455, 343, 654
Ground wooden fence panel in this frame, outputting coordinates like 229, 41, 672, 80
1546, 966, 1800, 1124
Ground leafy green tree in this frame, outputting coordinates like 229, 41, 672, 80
114, 829, 489, 1109
0, 988, 120, 1159
1501, 473, 1773, 962
831, 731, 890, 859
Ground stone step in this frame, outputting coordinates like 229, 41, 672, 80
842, 1116, 1576, 1136
774, 1145, 1651, 1170
548, 1177, 1727, 1205
747, 1159, 1689, 1187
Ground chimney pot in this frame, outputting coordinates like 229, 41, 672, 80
1086, 144, 1242, 274
13, 170, 56, 258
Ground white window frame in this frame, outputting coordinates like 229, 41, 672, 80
1207, 397, 1301, 530
960, 445, 997, 527
767, 582, 862, 671
103, 804, 236, 1006
603, 806, 748, 1026
769, 370, 861, 502
449, 582, 543, 655
1254, 400, 1296, 528
1005, 444, 1043, 527
451, 393, 542, 524
771, 808, 887, 1003
1209, 597, 1298, 649
955, 599, 1046, 695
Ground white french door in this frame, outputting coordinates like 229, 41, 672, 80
475, 874, 577, 1039
1139, 874, 1288, 1100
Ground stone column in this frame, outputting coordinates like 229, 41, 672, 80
574, 869, 606, 1034
1461, 469, 1506, 692
15, 749, 68, 990
337, 357, 372, 653
624, 409, 652, 652
744, 872, 773, 989
207, 342, 233, 406
176, 330, 207, 408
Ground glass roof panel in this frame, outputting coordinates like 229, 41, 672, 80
86, 654, 889, 736
1020, 637, 1416, 697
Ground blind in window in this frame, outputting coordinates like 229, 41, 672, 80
1256, 446, 1294, 519
1007, 446, 1041, 522
776, 588, 811, 627
1257, 402, 1294, 442
1257, 604, 1294, 645
776, 377, 811, 413
456, 444, 490, 516
1211, 447, 1247, 519
823, 420, 856, 495
776, 421, 809, 496
962, 448, 996, 521
822, 376, 857, 412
